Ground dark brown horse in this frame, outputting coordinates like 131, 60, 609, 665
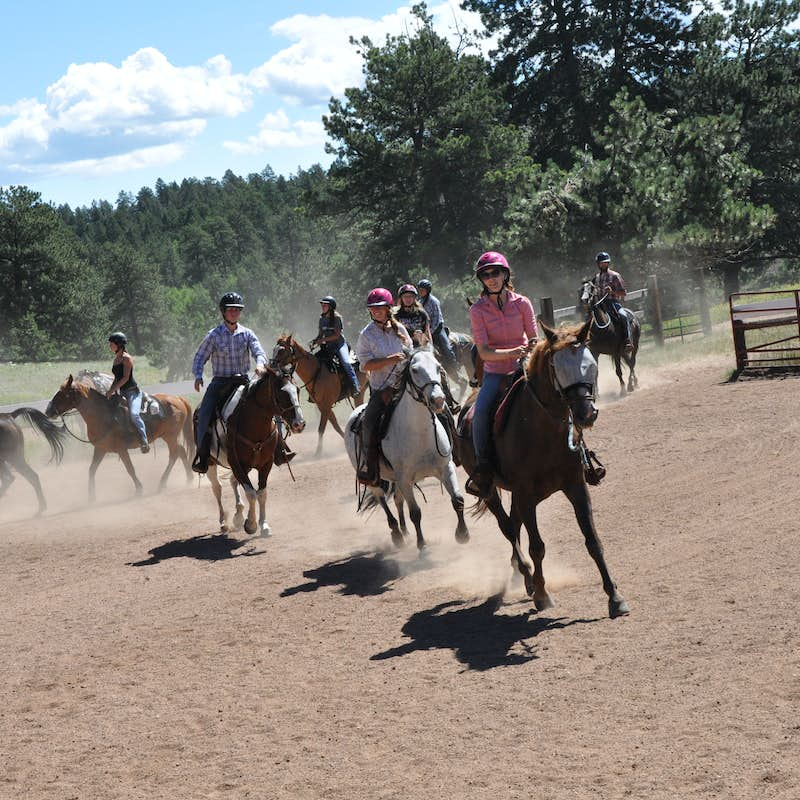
579, 279, 640, 395
0, 408, 67, 515
204, 367, 306, 536
456, 322, 629, 618
271, 335, 368, 456
45, 375, 194, 501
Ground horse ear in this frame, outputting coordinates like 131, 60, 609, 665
465, 296, 473, 308
577, 319, 591, 343
540, 322, 557, 345
66, 374, 73, 387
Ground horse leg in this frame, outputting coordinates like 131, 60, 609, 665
255, 465, 273, 537
239, 479, 259, 536
118, 448, 143, 497
513, 496, 554, 611
373, 486, 404, 547
441, 461, 469, 543
393, 492, 409, 537
327, 408, 345, 438
0, 461, 14, 500
484, 488, 534, 589
315, 405, 329, 457
563, 481, 630, 618
397, 479, 425, 551
614, 353, 626, 396
10, 454, 47, 516
158, 437, 179, 492
625, 349, 638, 392
207, 465, 230, 532
230, 474, 247, 531
87, 448, 106, 504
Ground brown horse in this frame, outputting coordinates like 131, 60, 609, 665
456, 322, 629, 618
205, 367, 306, 536
45, 375, 194, 501
271, 335, 368, 456
0, 408, 67, 516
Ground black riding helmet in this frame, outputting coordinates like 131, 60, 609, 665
418, 279, 432, 292
219, 292, 245, 313
596, 252, 611, 264
319, 295, 337, 310
108, 331, 127, 347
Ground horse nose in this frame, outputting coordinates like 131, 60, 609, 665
432, 395, 445, 412
293, 419, 306, 433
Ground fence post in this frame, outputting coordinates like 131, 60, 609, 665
732, 319, 747, 373
646, 275, 664, 347
695, 267, 712, 336
539, 297, 554, 328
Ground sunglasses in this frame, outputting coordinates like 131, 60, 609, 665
479, 268, 504, 279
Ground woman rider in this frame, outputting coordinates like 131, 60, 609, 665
394, 284, 432, 345
106, 332, 150, 453
354, 288, 412, 485
310, 295, 361, 397
467, 251, 538, 497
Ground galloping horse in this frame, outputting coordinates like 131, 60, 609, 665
205, 368, 306, 537
579, 279, 640, 395
344, 346, 469, 550
46, 375, 194, 501
0, 408, 67, 515
271, 335, 368, 457
456, 322, 629, 618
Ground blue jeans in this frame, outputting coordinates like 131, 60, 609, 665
122, 387, 148, 447
335, 342, 360, 394
611, 301, 631, 341
196, 377, 232, 443
432, 325, 456, 365
471, 371, 505, 461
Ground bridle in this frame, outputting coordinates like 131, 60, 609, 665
403, 350, 443, 410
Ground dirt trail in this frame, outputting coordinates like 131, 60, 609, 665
1, 354, 798, 800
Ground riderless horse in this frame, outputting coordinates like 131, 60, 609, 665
579, 279, 640, 395
344, 345, 469, 550
204, 367, 306, 537
271, 334, 368, 457
0, 408, 67, 516
456, 322, 629, 618
46, 375, 194, 501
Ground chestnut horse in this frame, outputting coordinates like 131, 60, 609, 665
456, 322, 629, 618
0, 408, 67, 515
205, 367, 305, 536
271, 335, 368, 456
46, 375, 194, 501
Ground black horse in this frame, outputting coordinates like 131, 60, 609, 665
578, 279, 640, 395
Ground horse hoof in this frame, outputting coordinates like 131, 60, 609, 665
244, 522, 257, 536
259, 526, 272, 538
609, 597, 630, 618
220, 524, 230, 533
455, 527, 470, 544
534, 594, 556, 612
390, 528, 405, 548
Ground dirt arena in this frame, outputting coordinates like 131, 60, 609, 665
1, 353, 798, 800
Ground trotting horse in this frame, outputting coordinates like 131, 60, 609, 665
45, 375, 194, 501
271, 335, 368, 457
579, 279, 640, 395
344, 346, 469, 550
205, 367, 306, 537
0, 408, 67, 516
456, 322, 629, 618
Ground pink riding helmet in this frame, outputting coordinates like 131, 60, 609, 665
367, 287, 394, 307
475, 251, 510, 276
398, 283, 418, 297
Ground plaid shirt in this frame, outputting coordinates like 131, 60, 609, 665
420, 293, 443, 332
595, 268, 627, 300
192, 323, 267, 381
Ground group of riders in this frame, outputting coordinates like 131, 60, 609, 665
104, 250, 633, 497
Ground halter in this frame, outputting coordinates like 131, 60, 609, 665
401, 350, 452, 458
50, 387, 118, 446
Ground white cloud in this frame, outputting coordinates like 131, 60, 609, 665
224, 110, 325, 155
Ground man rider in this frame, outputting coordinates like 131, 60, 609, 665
593, 252, 633, 354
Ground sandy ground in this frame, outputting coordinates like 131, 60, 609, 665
1, 353, 799, 800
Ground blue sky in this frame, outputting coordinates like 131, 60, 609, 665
1, 1, 487, 209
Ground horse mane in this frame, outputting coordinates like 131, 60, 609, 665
525, 323, 585, 381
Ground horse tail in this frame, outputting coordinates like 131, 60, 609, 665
181, 398, 195, 460
10, 407, 67, 464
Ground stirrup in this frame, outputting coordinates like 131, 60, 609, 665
583, 448, 606, 486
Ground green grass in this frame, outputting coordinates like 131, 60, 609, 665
0, 357, 167, 406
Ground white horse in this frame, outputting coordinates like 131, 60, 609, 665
345, 346, 469, 550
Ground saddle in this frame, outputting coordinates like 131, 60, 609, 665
113, 391, 165, 443
315, 347, 359, 403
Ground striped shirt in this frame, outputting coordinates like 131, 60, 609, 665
470, 291, 538, 375
192, 323, 267, 381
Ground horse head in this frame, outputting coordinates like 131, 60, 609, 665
249, 367, 306, 434
45, 375, 84, 418
270, 334, 300, 375
533, 322, 598, 429
405, 346, 446, 413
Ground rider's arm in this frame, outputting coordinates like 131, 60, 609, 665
248, 332, 267, 374
522, 296, 539, 343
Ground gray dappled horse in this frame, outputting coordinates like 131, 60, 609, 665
579, 279, 640, 395
456, 322, 629, 619
344, 346, 468, 550
0, 408, 67, 516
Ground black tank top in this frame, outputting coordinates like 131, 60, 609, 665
112, 361, 137, 392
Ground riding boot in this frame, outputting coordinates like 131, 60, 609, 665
357, 434, 381, 486
274, 436, 296, 466
465, 459, 494, 498
192, 433, 211, 474
441, 372, 461, 415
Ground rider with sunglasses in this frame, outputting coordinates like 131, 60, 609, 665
466, 251, 538, 497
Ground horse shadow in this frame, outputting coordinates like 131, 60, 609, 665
128, 533, 265, 566
371, 594, 598, 671
281, 549, 435, 598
